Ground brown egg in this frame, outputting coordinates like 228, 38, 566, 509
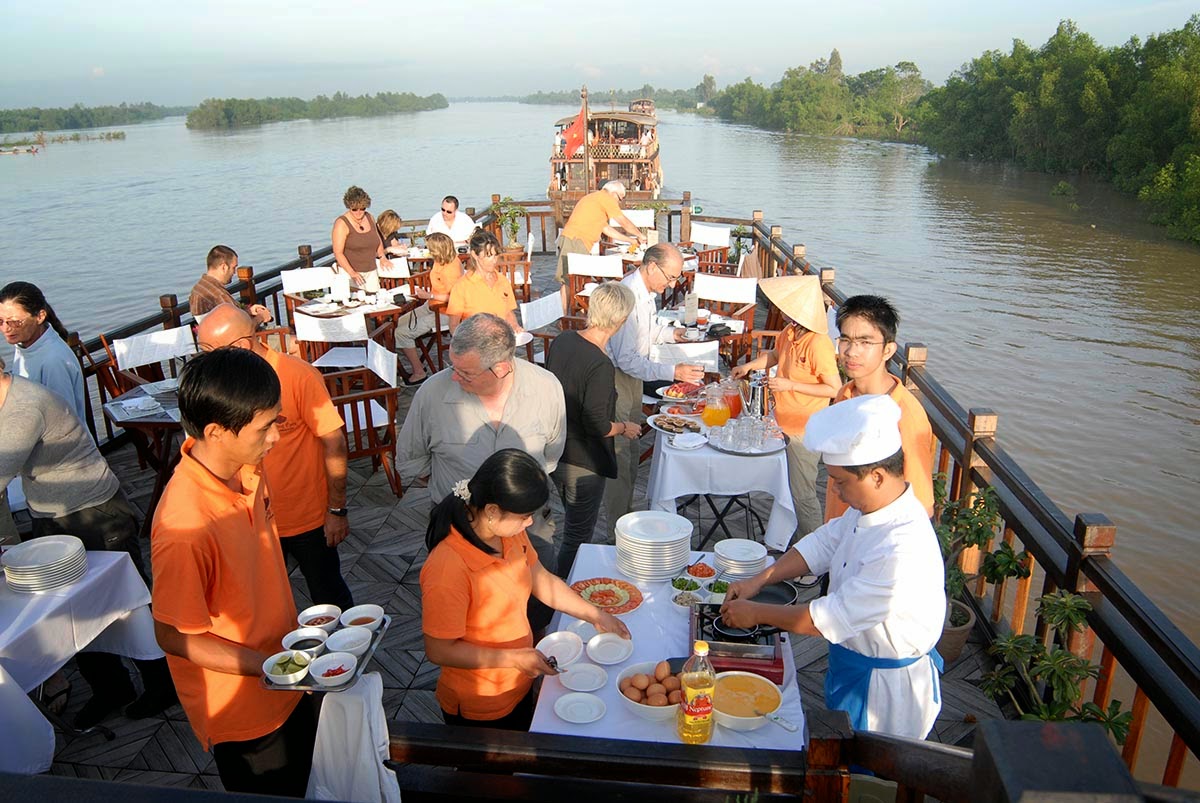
654, 660, 671, 682
662, 675, 681, 692
622, 685, 643, 703
646, 693, 669, 707
618, 676, 632, 692
667, 689, 683, 705
631, 673, 651, 690
646, 682, 667, 698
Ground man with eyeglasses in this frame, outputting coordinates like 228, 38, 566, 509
196, 304, 353, 610
602, 243, 706, 540
188, 245, 272, 325
397, 313, 565, 583
823, 295, 934, 521
425, 195, 478, 247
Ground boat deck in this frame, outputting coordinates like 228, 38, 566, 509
37, 418, 1003, 792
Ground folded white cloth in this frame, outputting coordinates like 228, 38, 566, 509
307, 672, 401, 802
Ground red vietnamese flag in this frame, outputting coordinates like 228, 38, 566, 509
562, 103, 586, 157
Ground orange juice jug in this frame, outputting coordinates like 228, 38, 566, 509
700, 387, 730, 427
676, 640, 716, 744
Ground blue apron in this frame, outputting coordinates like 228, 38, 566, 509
825, 643, 944, 731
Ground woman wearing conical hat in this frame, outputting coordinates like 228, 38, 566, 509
731, 275, 841, 542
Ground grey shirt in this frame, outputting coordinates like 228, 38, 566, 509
0, 375, 119, 518
396, 359, 566, 501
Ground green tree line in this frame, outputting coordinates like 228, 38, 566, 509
185, 91, 448, 130
0, 102, 192, 134
520, 76, 718, 112
706, 16, 1200, 244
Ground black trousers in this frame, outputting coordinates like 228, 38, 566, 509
212, 694, 320, 797
441, 689, 535, 732
279, 526, 354, 610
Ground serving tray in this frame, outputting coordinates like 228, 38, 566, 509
260, 614, 391, 693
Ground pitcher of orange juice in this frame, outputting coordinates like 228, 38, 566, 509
700, 386, 730, 427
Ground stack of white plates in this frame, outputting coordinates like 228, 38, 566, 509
614, 511, 692, 582
714, 538, 768, 579
2, 535, 88, 593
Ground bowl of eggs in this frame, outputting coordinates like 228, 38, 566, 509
616, 660, 683, 721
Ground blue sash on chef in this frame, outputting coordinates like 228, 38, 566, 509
825, 643, 944, 730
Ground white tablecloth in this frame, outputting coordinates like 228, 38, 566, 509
530, 544, 806, 750
0, 550, 163, 774
645, 431, 797, 550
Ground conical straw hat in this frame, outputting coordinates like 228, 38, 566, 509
758, 275, 828, 334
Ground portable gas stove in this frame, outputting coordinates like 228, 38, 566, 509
689, 603, 787, 685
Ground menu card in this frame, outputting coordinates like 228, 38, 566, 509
682, 292, 699, 326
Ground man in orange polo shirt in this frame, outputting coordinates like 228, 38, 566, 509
151, 348, 316, 796
197, 304, 353, 610
556, 181, 646, 307
732, 276, 840, 543
824, 295, 934, 520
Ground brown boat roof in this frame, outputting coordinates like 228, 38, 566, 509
554, 111, 658, 127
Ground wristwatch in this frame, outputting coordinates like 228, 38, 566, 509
328, 507, 348, 517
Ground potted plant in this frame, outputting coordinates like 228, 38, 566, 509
934, 475, 1031, 663
730, 224, 749, 265
489, 196, 527, 249
980, 590, 1132, 743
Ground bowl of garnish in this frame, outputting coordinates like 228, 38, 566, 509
298, 604, 342, 633
263, 650, 311, 686
339, 604, 384, 631
707, 579, 730, 604
325, 626, 373, 658
309, 652, 358, 687
672, 590, 706, 610
671, 575, 703, 593
686, 562, 716, 579
281, 626, 328, 659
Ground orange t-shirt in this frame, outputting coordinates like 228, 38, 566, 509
562, 189, 622, 249
430, 259, 464, 301
260, 347, 344, 537
445, 270, 517, 320
824, 376, 936, 520
150, 438, 299, 748
772, 324, 839, 437
420, 527, 538, 720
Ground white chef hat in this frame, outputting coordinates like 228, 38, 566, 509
802, 394, 903, 467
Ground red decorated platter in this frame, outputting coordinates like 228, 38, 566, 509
570, 577, 644, 615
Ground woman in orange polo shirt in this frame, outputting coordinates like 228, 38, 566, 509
413, 232, 464, 328
731, 275, 840, 542
445, 230, 521, 333
420, 449, 629, 730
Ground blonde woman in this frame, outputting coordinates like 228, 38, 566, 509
445, 230, 520, 333
544, 281, 639, 576
376, 209, 410, 257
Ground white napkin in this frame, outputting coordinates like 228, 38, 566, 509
307, 672, 401, 802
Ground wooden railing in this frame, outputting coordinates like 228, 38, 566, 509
70, 195, 1199, 789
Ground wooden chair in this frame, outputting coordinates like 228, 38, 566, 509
293, 310, 369, 367
518, 292, 584, 364
497, 251, 533, 304
280, 267, 351, 323
321, 339, 404, 498
681, 221, 733, 275
101, 325, 197, 387
565, 253, 624, 316
404, 269, 447, 373
692, 273, 758, 366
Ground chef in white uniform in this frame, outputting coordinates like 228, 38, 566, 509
721, 394, 946, 739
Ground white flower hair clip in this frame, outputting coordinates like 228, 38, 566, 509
452, 479, 471, 503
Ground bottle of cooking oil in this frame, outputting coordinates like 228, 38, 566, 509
676, 640, 716, 744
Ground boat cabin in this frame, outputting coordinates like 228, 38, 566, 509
550, 109, 662, 201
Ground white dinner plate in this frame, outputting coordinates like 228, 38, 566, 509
535, 631, 583, 668
514, 331, 534, 347
586, 633, 635, 665
1, 535, 84, 571
554, 692, 606, 724
714, 538, 768, 563
614, 511, 692, 543
559, 662, 608, 692
656, 385, 703, 400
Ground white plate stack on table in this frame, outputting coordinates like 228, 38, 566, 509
2, 535, 88, 593
713, 538, 769, 579
614, 511, 693, 582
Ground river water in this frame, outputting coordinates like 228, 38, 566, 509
2, 104, 1198, 656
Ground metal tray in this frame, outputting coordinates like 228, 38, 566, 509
261, 614, 391, 693
706, 435, 788, 457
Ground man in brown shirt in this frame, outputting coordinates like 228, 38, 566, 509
188, 245, 272, 324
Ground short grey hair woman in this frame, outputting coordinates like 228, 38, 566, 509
543, 280, 638, 576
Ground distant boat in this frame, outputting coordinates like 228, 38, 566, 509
0, 146, 38, 155
549, 90, 662, 202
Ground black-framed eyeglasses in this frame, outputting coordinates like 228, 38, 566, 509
449, 359, 510, 383
836, 336, 886, 351
441, 207, 455, 214
654, 262, 682, 286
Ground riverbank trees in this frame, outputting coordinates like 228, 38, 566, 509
185, 91, 448, 130
0, 102, 191, 134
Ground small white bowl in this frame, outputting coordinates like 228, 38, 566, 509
263, 650, 311, 686
669, 574, 705, 595
671, 590, 707, 610
339, 604, 385, 631
281, 627, 328, 659
326, 626, 373, 658
298, 604, 342, 633
309, 651, 358, 687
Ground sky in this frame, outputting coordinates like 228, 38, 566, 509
0, 0, 1193, 108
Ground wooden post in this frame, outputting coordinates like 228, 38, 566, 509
298, 244, 313, 268
957, 409, 997, 579
769, 226, 782, 277
681, 191, 692, 242
1064, 513, 1114, 663
793, 244, 807, 275
465, 206, 476, 218
237, 266, 257, 305
903, 343, 927, 393
159, 294, 181, 329
819, 267, 836, 309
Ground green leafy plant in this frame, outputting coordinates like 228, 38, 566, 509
934, 475, 1030, 617
730, 224, 749, 264
489, 196, 527, 248
1051, 180, 1078, 197
980, 591, 1131, 743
